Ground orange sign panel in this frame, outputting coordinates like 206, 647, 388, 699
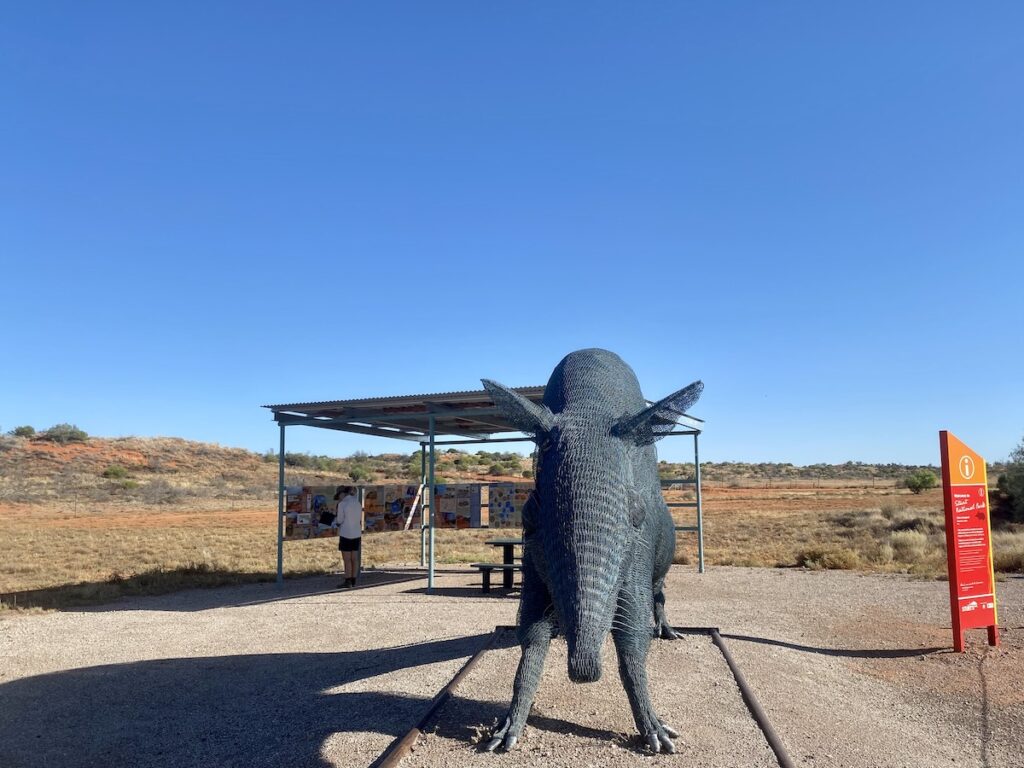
939, 431, 999, 652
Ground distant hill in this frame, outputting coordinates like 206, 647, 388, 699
0, 434, 531, 505
0, 432, 998, 505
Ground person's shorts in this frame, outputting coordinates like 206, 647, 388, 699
339, 536, 361, 552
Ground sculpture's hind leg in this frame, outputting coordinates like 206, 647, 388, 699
653, 579, 680, 640
613, 585, 680, 753
484, 559, 554, 752
651, 508, 679, 639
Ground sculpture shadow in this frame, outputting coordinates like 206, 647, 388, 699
720, 632, 945, 659
0, 633, 489, 768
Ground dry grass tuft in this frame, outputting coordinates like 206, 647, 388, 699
992, 531, 1024, 573
796, 547, 862, 570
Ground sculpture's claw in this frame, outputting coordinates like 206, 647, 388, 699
483, 718, 520, 753
645, 732, 661, 753
642, 723, 678, 754
657, 622, 680, 640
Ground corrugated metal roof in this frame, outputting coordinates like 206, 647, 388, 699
263, 385, 701, 441
262, 385, 546, 412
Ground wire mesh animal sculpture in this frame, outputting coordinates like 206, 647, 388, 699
481, 348, 703, 754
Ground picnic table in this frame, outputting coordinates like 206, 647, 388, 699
479, 537, 524, 590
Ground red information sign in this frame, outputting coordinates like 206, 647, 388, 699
939, 431, 999, 652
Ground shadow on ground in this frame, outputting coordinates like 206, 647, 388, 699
402, 584, 521, 600
721, 632, 946, 659
3, 570, 426, 613
0, 633, 493, 768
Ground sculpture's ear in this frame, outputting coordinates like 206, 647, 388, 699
481, 379, 555, 437
612, 380, 703, 446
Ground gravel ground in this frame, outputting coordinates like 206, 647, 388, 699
1, 566, 1021, 768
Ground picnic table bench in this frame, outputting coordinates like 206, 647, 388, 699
470, 562, 523, 593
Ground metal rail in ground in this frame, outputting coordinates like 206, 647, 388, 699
372, 625, 796, 768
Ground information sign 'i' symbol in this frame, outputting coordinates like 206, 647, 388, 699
959, 455, 975, 480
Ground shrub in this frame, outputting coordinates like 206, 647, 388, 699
889, 530, 930, 563
522, 469, 534, 479
890, 515, 940, 534
796, 547, 861, 570
406, 456, 424, 480
873, 543, 895, 565
11, 426, 35, 438
879, 502, 903, 519
488, 464, 505, 476
992, 531, 1024, 573
102, 464, 129, 479
349, 466, 371, 482
1002, 437, 1024, 522
904, 470, 938, 494
39, 423, 89, 444
141, 478, 184, 504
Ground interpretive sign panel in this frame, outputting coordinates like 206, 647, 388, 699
488, 483, 533, 528
283, 485, 341, 541
939, 431, 999, 652
433, 484, 482, 529
364, 485, 422, 533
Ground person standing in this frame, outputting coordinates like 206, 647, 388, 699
335, 485, 363, 588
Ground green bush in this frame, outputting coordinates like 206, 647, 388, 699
904, 469, 938, 494
488, 463, 505, 476
522, 469, 534, 479
1003, 437, 1024, 522
349, 465, 371, 482
11, 426, 35, 438
102, 464, 129, 479
39, 423, 89, 444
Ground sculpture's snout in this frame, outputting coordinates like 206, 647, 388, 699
567, 646, 602, 683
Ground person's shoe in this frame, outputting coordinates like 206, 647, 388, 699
345, 578, 355, 588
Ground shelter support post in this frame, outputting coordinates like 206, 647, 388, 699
420, 443, 426, 567
276, 424, 286, 585
427, 417, 436, 592
694, 432, 704, 574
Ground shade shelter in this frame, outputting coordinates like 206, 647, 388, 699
264, 386, 705, 591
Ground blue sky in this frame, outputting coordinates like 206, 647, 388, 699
2, 3, 1021, 465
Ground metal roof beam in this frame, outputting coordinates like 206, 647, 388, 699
273, 416, 426, 442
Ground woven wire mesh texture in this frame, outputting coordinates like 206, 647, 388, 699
482, 348, 703, 749
488, 349, 702, 670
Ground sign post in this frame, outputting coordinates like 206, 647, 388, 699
939, 431, 999, 652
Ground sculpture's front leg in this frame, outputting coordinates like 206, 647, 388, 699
484, 561, 554, 752
612, 586, 679, 753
